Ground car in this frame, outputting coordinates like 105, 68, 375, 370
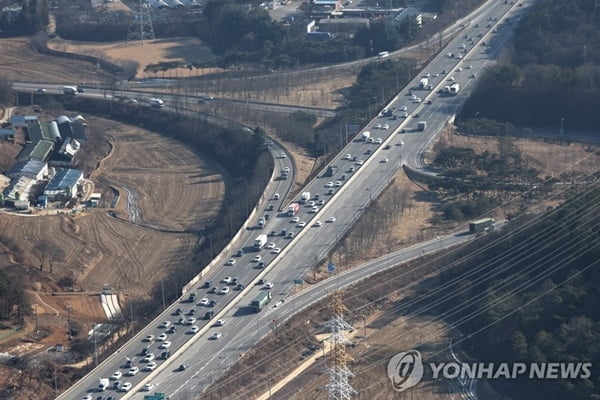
410, 94, 417, 100
467, 64, 473, 69
311, 206, 319, 213
457, 67, 463, 72
272, 247, 282, 254
258, 278, 267, 285
470, 73, 477, 78
161, 350, 171, 359
198, 297, 209, 306
143, 334, 154, 342
232, 278, 239, 285
144, 353, 155, 362
456, 54, 463, 59
434, 72, 440, 77
414, 113, 420, 118
307, 201, 315, 207
211, 332, 222, 340
160, 321, 171, 328
144, 361, 157, 371
273, 193, 280, 200
426, 100, 432, 105
382, 158, 389, 163
283, 166, 290, 172
265, 282, 274, 289
328, 216, 336, 223
349, 167, 355, 172
125, 97, 138, 104
325, 182, 334, 188
375, 123, 382, 129
157, 333, 168, 341
35, 88, 46, 93
190, 325, 199, 334
257, 261, 266, 268
355, 160, 364, 165
178, 364, 188, 371
110, 371, 122, 380
159, 341, 172, 349
220, 287, 230, 295
335, 181, 342, 187
215, 319, 225, 326
267, 204, 275, 211
167, 325, 177, 334
280, 152, 286, 158
186, 317, 196, 325
204, 311, 215, 320
314, 221, 323, 227
383, 124, 389, 130
222, 276, 232, 284
235, 283, 245, 290
253, 255, 262, 262
266, 242, 276, 249
318, 199, 325, 206
172, 308, 182, 316
208, 300, 218, 307
415, 98, 422, 103
375, 138, 383, 144
398, 140, 405, 146
127, 367, 139, 376
120, 382, 132, 392
226, 258, 236, 266
144, 383, 155, 391
365, 149, 372, 155
177, 317, 186, 325
401, 112, 409, 118
186, 308, 196, 316
400, 105, 407, 111
291, 216, 300, 223
142, 346, 151, 355
82, 395, 92, 400
343, 154, 351, 160
113, 379, 124, 390
287, 232, 294, 239
208, 286, 217, 294
341, 174, 347, 180
449, 76, 455, 82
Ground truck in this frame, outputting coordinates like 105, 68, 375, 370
62, 86, 78, 95
300, 192, 311, 204
251, 291, 272, 312
288, 203, 300, 216
469, 218, 496, 233
254, 234, 268, 250
377, 51, 389, 59
187, 292, 197, 303
419, 77, 429, 89
257, 218, 265, 228
98, 378, 109, 392
417, 121, 427, 131
324, 165, 335, 177
361, 131, 371, 141
443, 83, 460, 95
149, 98, 164, 108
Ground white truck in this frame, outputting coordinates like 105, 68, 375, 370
300, 192, 311, 204
98, 378, 109, 391
361, 131, 371, 141
288, 203, 300, 216
149, 98, 165, 108
62, 86, 78, 95
419, 77, 429, 89
443, 83, 460, 95
254, 234, 268, 250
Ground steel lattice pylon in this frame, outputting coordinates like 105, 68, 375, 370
325, 291, 356, 400
127, 0, 155, 44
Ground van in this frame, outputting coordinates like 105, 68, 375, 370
378, 51, 389, 59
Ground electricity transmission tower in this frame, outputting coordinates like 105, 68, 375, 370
325, 291, 356, 400
127, 0, 155, 44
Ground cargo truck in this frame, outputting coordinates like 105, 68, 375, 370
149, 98, 164, 108
361, 131, 371, 141
443, 83, 460, 95
251, 291, 272, 312
469, 218, 495, 233
254, 234, 268, 249
300, 192, 311, 204
419, 77, 429, 89
62, 86, 78, 95
98, 378, 109, 391
288, 203, 300, 216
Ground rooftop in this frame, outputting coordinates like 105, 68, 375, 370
18, 139, 54, 161
26, 120, 53, 143
45, 169, 83, 191
6, 159, 47, 179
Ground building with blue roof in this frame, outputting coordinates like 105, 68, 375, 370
43, 169, 83, 200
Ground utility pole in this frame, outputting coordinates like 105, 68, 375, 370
161, 279, 166, 311
67, 304, 72, 340
34, 303, 38, 335
93, 322, 98, 365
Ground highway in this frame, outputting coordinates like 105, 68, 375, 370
41, 0, 536, 398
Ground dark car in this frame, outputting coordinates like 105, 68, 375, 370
203, 281, 211, 288
187, 308, 196, 316
235, 284, 245, 290
208, 287, 217, 294
167, 326, 177, 334
208, 300, 217, 307
172, 308, 182, 316
178, 364, 187, 371
161, 350, 171, 359
204, 311, 215, 320
232, 278, 239, 285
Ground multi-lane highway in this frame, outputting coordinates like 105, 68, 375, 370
40, 1, 536, 398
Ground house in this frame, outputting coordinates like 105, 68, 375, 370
393, 7, 423, 26
6, 160, 48, 181
43, 169, 83, 200
14, 200, 30, 210
0, 128, 16, 140
9, 115, 38, 127
17, 139, 54, 162
3, 176, 35, 204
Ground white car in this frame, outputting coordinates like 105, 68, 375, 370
328, 216, 336, 223
144, 353, 155, 362
375, 123, 382, 129
291, 216, 300, 223
314, 221, 323, 227
296, 221, 306, 228
274, 193, 280, 200
280, 152, 286, 158
159, 341, 172, 349
144, 361, 157, 371
110, 371, 122, 380
253, 255, 262, 262
400, 105, 407, 111
215, 319, 225, 326
325, 182, 334, 187
265, 282, 274, 289
120, 382, 132, 392
311, 206, 319, 213
272, 247, 281, 254
266, 242, 276, 249
35, 88, 47, 93
144, 383, 155, 391
410, 94, 417, 100
226, 258, 235, 266
343, 154, 351, 160
383, 124, 389, 129
127, 367, 139, 376
222, 276, 233, 284
401, 112, 409, 118
160, 321, 171, 328
375, 138, 383, 144
190, 325, 199, 334
355, 160, 364, 165
457, 67, 463, 72
467, 64, 473, 69
186, 317, 196, 325
158, 333, 168, 341
399, 140, 405, 146
220, 287, 230, 295
382, 158, 389, 163
317, 200, 325, 205
283, 166, 290, 172
125, 98, 138, 104
211, 332, 222, 340
415, 98, 422, 103
143, 335, 154, 342
83, 395, 92, 400
198, 297, 209, 306
307, 201, 315, 207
